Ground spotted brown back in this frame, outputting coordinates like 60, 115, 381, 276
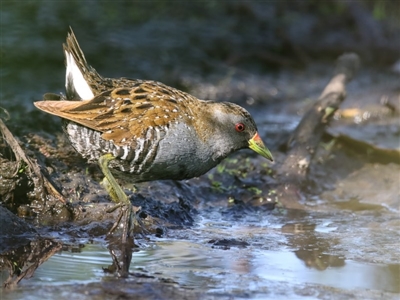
35, 80, 202, 147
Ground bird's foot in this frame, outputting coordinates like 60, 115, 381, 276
106, 202, 141, 243
99, 154, 151, 242
99, 154, 134, 243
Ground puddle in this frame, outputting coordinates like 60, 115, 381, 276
22, 244, 112, 285
2, 209, 399, 299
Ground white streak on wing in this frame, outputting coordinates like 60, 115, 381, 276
137, 127, 160, 173
121, 145, 129, 160
65, 50, 94, 100
131, 138, 145, 172
85, 128, 91, 155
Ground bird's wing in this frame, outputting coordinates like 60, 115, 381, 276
34, 81, 196, 146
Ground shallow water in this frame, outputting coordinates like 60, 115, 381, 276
2, 208, 399, 299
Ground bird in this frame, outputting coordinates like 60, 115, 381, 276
34, 29, 273, 243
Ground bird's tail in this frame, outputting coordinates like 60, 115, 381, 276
63, 28, 101, 100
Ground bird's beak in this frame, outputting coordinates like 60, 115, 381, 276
248, 132, 273, 161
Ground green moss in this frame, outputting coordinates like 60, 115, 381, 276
18, 162, 28, 174
247, 187, 262, 195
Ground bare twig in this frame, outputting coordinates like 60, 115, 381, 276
0, 118, 65, 203
276, 53, 360, 205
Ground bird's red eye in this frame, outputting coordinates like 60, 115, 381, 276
235, 123, 245, 132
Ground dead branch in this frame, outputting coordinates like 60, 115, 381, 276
277, 53, 360, 199
0, 118, 65, 203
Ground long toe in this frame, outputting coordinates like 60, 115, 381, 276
127, 205, 143, 236
107, 203, 134, 243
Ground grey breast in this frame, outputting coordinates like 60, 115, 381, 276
64, 121, 219, 182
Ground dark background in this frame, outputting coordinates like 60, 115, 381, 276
1, 1, 399, 127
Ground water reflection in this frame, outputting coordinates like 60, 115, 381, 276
104, 237, 138, 278
252, 251, 400, 293
2, 211, 399, 297
0, 238, 61, 288
282, 222, 345, 271
2, 236, 399, 296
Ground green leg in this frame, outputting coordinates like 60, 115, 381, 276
99, 154, 129, 205
99, 154, 136, 243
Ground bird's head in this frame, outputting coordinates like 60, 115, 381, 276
204, 102, 273, 161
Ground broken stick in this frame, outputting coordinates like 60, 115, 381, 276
279, 53, 360, 189
0, 118, 65, 204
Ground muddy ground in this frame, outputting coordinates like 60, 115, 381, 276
1, 2, 399, 299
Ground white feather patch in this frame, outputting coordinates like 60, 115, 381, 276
65, 50, 94, 100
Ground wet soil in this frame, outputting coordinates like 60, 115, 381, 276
1, 2, 400, 299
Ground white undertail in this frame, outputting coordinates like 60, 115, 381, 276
64, 50, 94, 100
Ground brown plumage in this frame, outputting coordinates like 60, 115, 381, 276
34, 29, 272, 241
35, 81, 200, 145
